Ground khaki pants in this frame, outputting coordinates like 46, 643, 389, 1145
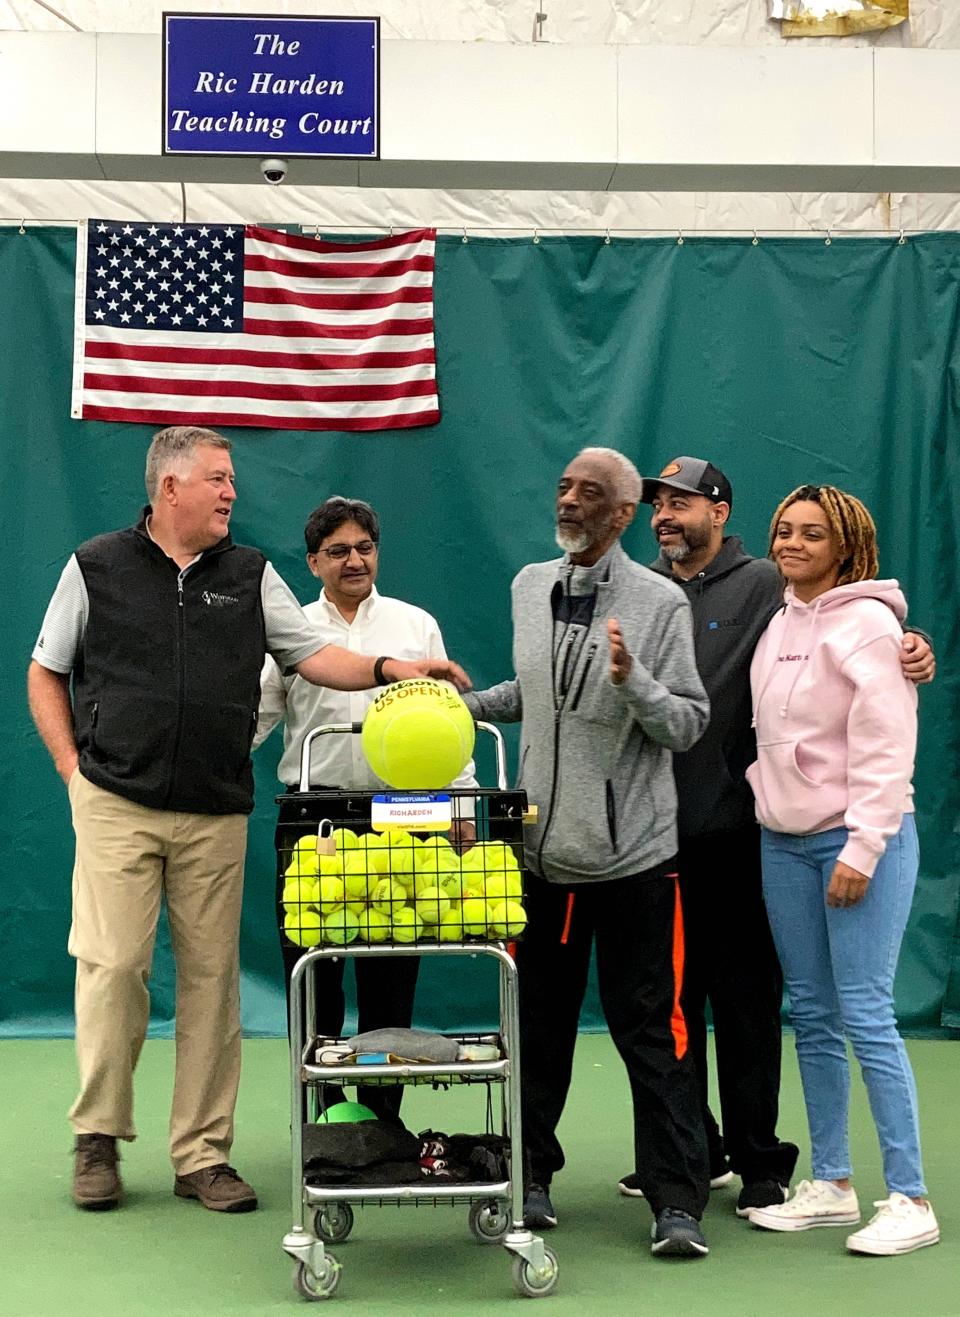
66, 770, 248, 1175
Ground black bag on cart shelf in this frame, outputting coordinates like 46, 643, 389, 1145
418, 1131, 511, 1182
303, 1122, 422, 1186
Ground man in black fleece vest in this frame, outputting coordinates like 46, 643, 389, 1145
623, 455, 933, 1219
27, 426, 468, 1216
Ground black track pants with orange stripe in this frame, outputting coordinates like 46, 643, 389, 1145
517, 869, 710, 1219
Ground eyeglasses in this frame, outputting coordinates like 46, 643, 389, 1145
314, 540, 378, 561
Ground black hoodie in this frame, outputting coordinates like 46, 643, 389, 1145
650, 536, 782, 840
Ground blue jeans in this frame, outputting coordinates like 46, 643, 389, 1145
760, 817, 925, 1197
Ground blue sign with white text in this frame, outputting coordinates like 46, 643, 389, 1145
163, 13, 379, 158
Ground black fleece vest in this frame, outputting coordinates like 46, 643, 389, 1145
73, 517, 267, 815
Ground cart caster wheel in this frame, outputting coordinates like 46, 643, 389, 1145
294, 1256, 341, 1301
468, 1198, 510, 1244
512, 1247, 558, 1298
314, 1202, 354, 1244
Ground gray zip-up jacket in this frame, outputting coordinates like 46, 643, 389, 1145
465, 543, 709, 883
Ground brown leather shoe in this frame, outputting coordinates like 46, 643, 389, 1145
73, 1134, 123, 1210
174, 1163, 258, 1213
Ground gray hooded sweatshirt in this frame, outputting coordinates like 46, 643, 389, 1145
465, 542, 709, 884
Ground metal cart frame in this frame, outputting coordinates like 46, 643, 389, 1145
279, 723, 559, 1301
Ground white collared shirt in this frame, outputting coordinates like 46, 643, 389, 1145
255, 587, 478, 807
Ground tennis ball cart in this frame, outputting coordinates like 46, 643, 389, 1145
277, 721, 559, 1301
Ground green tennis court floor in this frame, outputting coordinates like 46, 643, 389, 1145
2, 1033, 957, 1315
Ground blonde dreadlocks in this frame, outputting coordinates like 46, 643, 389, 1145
768, 485, 879, 586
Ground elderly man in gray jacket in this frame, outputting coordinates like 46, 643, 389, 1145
465, 447, 713, 1258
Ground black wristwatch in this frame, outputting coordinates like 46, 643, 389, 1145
373, 656, 394, 685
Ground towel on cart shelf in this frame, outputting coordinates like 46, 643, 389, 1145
303, 1121, 422, 1186
345, 1028, 460, 1064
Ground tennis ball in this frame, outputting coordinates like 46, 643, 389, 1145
439, 871, 466, 900
294, 834, 318, 853
360, 832, 390, 852
285, 850, 320, 880
361, 679, 475, 789
386, 836, 417, 878
356, 907, 391, 944
342, 867, 374, 911
468, 841, 520, 872
316, 874, 345, 914
316, 851, 345, 877
391, 907, 424, 943
331, 827, 360, 851
489, 899, 528, 938
460, 897, 489, 935
437, 909, 463, 942
416, 835, 455, 865
415, 885, 451, 925
483, 870, 523, 902
371, 878, 407, 913
361, 835, 394, 875
281, 876, 320, 912
321, 908, 360, 945
284, 908, 322, 947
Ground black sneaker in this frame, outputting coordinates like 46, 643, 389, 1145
523, 1182, 558, 1229
651, 1208, 709, 1257
736, 1179, 788, 1219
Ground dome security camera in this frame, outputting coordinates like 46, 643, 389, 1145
260, 158, 288, 185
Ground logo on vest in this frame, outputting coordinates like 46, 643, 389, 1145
201, 590, 240, 607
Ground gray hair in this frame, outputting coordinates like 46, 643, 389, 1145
576, 447, 642, 504
145, 426, 231, 502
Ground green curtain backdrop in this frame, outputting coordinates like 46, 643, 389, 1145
1, 226, 958, 1037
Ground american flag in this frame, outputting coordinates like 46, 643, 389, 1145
71, 220, 440, 431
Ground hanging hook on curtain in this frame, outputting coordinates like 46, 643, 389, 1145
388, 223, 395, 237
603, 229, 611, 245
532, 228, 540, 244
676, 229, 684, 246
461, 228, 469, 243
824, 228, 832, 246
18, 219, 26, 235
897, 229, 906, 246
751, 229, 759, 246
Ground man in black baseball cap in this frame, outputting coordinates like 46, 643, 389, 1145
640, 457, 733, 509
616, 455, 934, 1221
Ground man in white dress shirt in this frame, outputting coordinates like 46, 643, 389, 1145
256, 496, 477, 1119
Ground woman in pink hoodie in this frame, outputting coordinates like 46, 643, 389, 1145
744, 485, 938, 1257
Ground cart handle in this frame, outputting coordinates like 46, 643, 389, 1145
298, 720, 508, 793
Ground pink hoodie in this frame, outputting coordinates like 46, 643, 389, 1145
746, 579, 917, 877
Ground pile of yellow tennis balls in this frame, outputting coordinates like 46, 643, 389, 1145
281, 828, 526, 948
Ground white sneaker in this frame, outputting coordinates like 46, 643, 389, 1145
845, 1195, 940, 1256
749, 1179, 860, 1232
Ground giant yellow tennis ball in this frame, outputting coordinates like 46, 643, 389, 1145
361, 679, 475, 789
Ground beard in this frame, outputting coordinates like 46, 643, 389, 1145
657, 514, 714, 563
555, 525, 591, 554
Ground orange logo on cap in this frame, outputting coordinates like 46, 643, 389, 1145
660, 461, 682, 477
